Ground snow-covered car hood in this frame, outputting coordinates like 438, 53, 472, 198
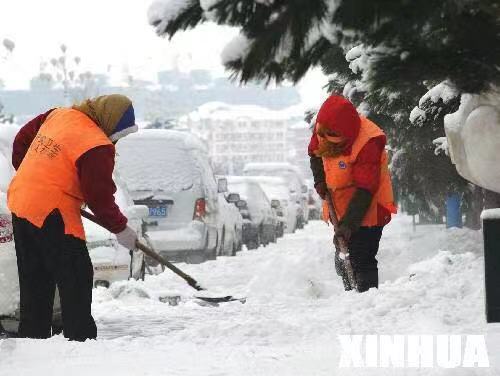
0, 242, 19, 317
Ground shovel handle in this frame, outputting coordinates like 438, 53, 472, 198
325, 190, 349, 254
80, 209, 205, 291
134, 240, 204, 291
325, 190, 356, 289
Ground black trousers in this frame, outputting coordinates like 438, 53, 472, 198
335, 226, 383, 292
12, 210, 97, 341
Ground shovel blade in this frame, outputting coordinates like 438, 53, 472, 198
195, 296, 246, 304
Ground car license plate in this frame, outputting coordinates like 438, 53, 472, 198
149, 205, 168, 217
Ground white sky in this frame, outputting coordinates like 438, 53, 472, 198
0, 0, 327, 108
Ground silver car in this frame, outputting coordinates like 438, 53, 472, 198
116, 130, 225, 264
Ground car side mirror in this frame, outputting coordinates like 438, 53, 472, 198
271, 199, 281, 209
125, 205, 149, 220
217, 178, 228, 193
227, 193, 240, 203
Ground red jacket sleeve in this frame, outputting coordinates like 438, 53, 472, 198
352, 135, 386, 194
307, 127, 319, 157
12, 109, 55, 170
76, 145, 128, 234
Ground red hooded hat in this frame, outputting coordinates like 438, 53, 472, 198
308, 95, 361, 156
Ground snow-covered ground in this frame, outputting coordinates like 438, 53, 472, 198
1, 215, 499, 375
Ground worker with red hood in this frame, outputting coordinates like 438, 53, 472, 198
308, 95, 396, 292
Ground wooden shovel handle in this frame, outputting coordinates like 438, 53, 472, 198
135, 240, 204, 291
80, 209, 204, 291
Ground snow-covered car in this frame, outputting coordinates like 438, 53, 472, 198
243, 162, 309, 228
216, 182, 243, 256
248, 176, 300, 234
306, 179, 322, 220
116, 129, 225, 263
226, 176, 278, 249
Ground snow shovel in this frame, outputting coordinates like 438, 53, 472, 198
325, 190, 357, 290
80, 210, 245, 304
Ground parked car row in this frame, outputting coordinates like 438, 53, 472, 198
243, 162, 310, 228
116, 130, 244, 265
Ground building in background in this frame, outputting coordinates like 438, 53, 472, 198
182, 102, 305, 175
287, 121, 313, 180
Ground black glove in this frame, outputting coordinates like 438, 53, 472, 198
338, 188, 373, 236
310, 156, 326, 191
315, 181, 327, 200
335, 223, 352, 243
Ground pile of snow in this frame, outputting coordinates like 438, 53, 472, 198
481, 208, 500, 220
444, 88, 500, 193
4, 215, 498, 375
182, 101, 294, 123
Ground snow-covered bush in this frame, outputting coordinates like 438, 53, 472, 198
444, 88, 500, 194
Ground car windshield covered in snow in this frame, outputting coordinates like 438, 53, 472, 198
116, 130, 205, 195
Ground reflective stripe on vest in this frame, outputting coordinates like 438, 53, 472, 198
320, 117, 397, 226
7, 108, 112, 240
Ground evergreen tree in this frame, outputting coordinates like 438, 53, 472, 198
150, 0, 499, 92
150, 0, 499, 219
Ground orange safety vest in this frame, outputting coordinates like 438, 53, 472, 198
321, 117, 397, 226
8, 108, 112, 240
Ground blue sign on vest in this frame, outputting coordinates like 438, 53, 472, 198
339, 161, 347, 169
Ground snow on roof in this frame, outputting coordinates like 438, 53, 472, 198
183, 101, 305, 123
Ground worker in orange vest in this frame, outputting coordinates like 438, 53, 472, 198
308, 95, 397, 292
8, 94, 138, 340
